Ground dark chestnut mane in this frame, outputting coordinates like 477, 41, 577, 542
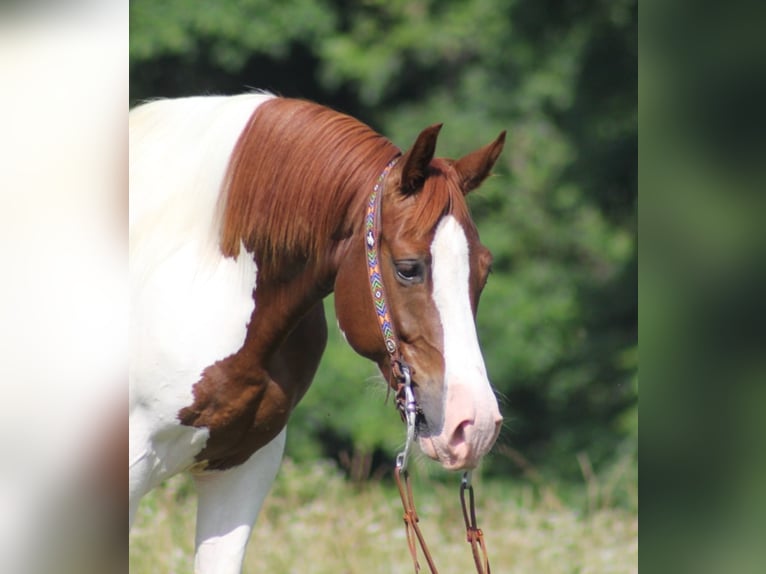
219, 98, 400, 273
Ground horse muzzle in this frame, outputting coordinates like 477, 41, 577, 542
417, 380, 502, 470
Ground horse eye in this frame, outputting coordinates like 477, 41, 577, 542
395, 260, 424, 284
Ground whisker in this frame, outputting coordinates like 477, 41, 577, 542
492, 385, 510, 405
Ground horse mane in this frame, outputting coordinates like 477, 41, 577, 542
219, 98, 400, 275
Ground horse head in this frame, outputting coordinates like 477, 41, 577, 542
335, 125, 506, 470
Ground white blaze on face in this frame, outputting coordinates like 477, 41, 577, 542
424, 216, 502, 469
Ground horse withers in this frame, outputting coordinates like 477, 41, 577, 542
129, 93, 505, 573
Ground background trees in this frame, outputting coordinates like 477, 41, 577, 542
130, 0, 636, 483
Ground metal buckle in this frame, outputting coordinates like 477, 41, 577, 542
395, 368, 417, 472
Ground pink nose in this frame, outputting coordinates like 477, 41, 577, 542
442, 416, 503, 469
426, 383, 502, 469
450, 419, 472, 448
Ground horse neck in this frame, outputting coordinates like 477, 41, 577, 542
237, 159, 396, 363
217, 97, 400, 358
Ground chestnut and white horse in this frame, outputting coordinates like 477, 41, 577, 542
129, 92, 505, 573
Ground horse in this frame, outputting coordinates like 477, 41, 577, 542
129, 92, 505, 573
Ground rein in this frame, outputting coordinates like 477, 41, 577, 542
364, 158, 492, 574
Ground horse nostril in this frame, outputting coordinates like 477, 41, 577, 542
449, 419, 472, 448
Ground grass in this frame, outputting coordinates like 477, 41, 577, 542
130, 457, 637, 573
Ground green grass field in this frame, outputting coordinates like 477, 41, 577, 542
130, 457, 637, 573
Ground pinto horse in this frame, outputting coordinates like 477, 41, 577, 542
129, 93, 505, 573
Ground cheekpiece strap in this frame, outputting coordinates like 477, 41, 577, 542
364, 157, 401, 360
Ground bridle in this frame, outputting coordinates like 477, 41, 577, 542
364, 157, 493, 574
364, 157, 417, 423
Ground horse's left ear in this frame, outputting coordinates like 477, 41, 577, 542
454, 131, 506, 195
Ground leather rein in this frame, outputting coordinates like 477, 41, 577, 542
364, 157, 492, 574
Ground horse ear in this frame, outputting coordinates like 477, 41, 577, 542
453, 131, 506, 195
400, 123, 443, 195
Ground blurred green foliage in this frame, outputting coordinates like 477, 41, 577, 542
640, 1, 766, 571
130, 0, 636, 483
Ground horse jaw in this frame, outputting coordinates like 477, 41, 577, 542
419, 215, 502, 470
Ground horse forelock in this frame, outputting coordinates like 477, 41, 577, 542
219, 98, 400, 276
385, 158, 474, 240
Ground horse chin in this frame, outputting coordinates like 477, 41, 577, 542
417, 436, 478, 471
418, 436, 438, 461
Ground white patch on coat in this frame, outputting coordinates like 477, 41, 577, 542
129, 94, 272, 506
193, 429, 286, 573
